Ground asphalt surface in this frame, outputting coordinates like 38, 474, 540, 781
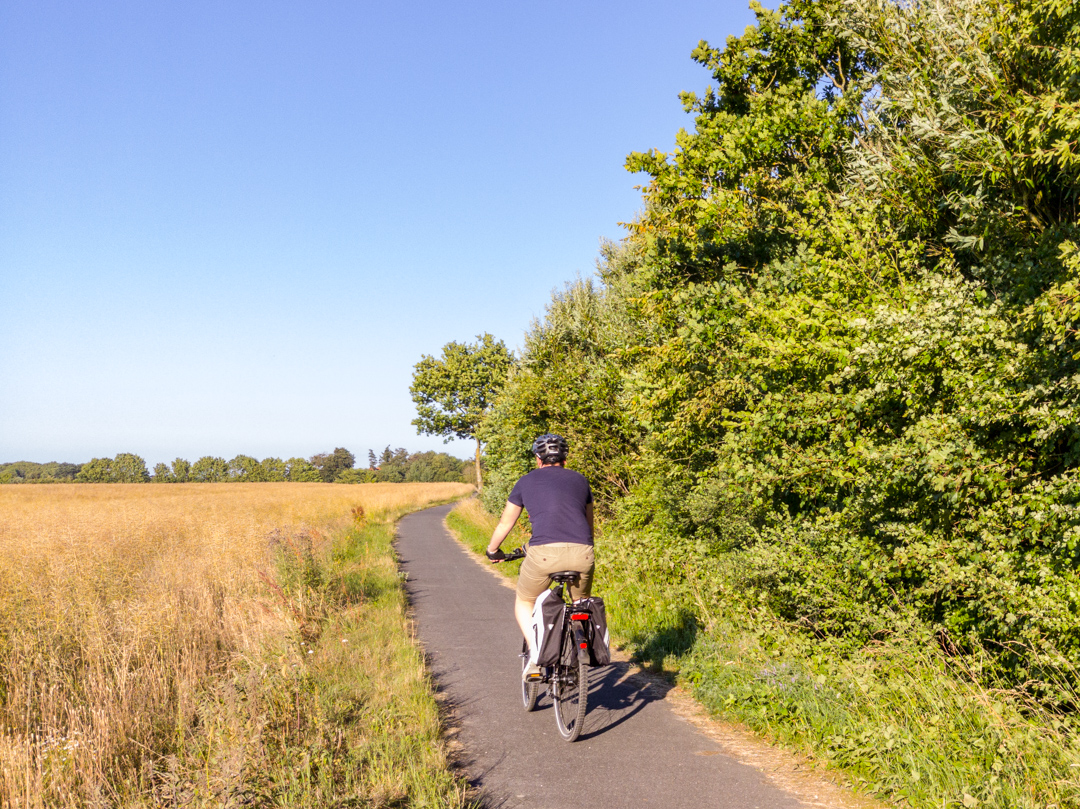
396, 504, 806, 809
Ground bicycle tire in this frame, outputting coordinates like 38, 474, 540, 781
552, 654, 588, 741
521, 640, 540, 712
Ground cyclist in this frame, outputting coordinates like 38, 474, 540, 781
486, 433, 594, 681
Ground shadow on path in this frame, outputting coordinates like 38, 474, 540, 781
518, 662, 675, 742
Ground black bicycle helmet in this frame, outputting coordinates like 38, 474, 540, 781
531, 433, 569, 464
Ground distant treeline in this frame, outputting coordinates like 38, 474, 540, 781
0, 461, 83, 483
0, 447, 472, 485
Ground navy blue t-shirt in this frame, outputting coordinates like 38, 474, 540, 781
508, 465, 593, 546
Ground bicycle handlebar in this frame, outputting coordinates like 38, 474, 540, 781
491, 546, 525, 562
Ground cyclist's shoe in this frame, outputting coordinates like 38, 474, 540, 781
523, 662, 542, 682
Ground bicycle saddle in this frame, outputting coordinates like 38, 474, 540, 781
549, 571, 581, 583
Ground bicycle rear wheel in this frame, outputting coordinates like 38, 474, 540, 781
552, 657, 588, 741
521, 640, 540, 711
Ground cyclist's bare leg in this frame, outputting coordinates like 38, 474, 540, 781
515, 596, 536, 651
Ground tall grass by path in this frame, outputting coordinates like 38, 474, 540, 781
0, 482, 475, 808
602, 527, 1080, 809
443, 498, 528, 580
448, 499, 1080, 809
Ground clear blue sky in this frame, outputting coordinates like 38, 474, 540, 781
1, 0, 762, 468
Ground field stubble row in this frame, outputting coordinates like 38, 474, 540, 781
0, 481, 473, 808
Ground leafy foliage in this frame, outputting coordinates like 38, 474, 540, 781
369, 447, 468, 483
171, 458, 191, 482
480, 260, 643, 514
310, 448, 356, 483
482, 0, 1080, 712
0, 461, 81, 483
285, 457, 322, 483
261, 457, 288, 481
228, 454, 264, 481
75, 453, 150, 483
190, 456, 229, 483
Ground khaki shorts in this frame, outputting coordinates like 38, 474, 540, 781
516, 542, 595, 602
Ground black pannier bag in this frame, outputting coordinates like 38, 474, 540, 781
530, 589, 566, 666
575, 596, 611, 666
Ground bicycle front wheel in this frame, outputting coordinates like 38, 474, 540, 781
552, 657, 588, 741
521, 640, 540, 712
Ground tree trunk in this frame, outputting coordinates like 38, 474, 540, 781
474, 437, 483, 491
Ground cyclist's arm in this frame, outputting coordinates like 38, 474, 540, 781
487, 501, 523, 556
586, 501, 594, 540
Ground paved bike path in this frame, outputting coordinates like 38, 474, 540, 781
397, 504, 805, 809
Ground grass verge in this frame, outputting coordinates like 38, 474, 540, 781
444, 498, 528, 581
448, 500, 1080, 809
164, 518, 476, 808
684, 624, 1080, 809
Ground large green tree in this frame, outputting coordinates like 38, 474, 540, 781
410, 333, 512, 489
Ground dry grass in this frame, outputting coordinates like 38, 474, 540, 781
445, 498, 528, 555
0, 482, 472, 808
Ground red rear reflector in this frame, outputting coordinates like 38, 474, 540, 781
571, 613, 589, 621
580, 642, 588, 649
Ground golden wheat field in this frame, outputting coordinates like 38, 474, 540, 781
0, 482, 472, 808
